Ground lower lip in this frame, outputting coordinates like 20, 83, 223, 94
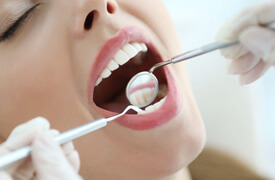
93, 67, 180, 130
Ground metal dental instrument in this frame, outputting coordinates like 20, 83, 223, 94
126, 23, 275, 108
0, 105, 142, 169
126, 41, 238, 108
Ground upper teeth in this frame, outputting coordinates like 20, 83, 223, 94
95, 42, 148, 86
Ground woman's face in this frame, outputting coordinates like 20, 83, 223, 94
0, 0, 205, 179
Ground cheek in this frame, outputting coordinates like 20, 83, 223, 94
0, 35, 79, 135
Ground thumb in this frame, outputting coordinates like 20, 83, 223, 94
240, 26, 275, 66
31, 132, 82, 180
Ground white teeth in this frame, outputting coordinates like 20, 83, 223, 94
122, 44, 138, 59
129, 88, 155, 106
144, 105, 155, 113
140, 43, 148, 51
114, 49, 130, 66
95, 42, 148, 86
95, 77, 102, 86
107, 60, 119, 71
101, 68, 112, 79
132, 42, 142, 52
129, 93, 139, 106
138, 96, 167, 115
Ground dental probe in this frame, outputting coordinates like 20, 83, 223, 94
149, 22, 275, 73
0, 105, 142, 169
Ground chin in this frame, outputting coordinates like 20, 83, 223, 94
127, 85, 206, 178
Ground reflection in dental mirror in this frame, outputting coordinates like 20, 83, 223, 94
126, 72, 158, 108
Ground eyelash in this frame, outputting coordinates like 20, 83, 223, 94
0, 4, 39, 42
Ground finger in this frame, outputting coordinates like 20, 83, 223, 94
217, 2, 275, 42
13, 160, 35, 180
255, 2, 275, 26
61, 142, 80, 171
49, 130, 81, 172
61, 141, 75, 157
239, 59, 270, 85
220, 44, 248, 60
228, 53, 261, 74
66, 150, 81, 172
4, 117, 50, 150
0, 117, 50, 174
0, 145, 10, 156
0, 171, 12, 180
240, 26, 275, 65
32, 132, 82, 180
216, 6, 257, 42
8, 117, 49, 139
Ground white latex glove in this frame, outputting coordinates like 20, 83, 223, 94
217, 2, 275, 85
0, 117, 82, 180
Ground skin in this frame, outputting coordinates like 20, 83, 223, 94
0, 0, 205, 179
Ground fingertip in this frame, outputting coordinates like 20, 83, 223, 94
220, 45, 248, 60
238, 60, 270, 85
27, 117, 50, 131
49, 129, 60, 137
8, 117, 49, 139
227, 64, 237, 75
67, 150, 81, 172
228, 53, 261, 75
216, 19, 236, 42
240, 26, 275, 57
5, 118, 51, 150
227, 60, 237, 74
239, 77, 249, 86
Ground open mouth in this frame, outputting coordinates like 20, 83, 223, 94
88, 27, 180, 130
93, 42, 168, 114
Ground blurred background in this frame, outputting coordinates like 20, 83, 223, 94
163, 0, 275, 178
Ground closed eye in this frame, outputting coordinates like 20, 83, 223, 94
0, 4, 40, 42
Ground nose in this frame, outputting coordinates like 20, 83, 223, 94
72, 0, 118, 38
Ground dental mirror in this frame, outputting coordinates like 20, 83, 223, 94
126, 71, 158, 108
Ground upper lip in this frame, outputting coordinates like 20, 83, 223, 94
89, 26, 151, 87
88, 26, 180, 130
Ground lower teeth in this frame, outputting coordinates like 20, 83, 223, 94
137, 96, 167, 115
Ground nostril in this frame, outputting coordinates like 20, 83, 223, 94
107, 2, 115, 14
84, 11, 95, 30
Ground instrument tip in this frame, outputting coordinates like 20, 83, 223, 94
127, 105, 143, 113
106, 105, 142, 122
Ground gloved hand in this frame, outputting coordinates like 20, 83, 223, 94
0, 117, 82, 180
217, 2, 275, 85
